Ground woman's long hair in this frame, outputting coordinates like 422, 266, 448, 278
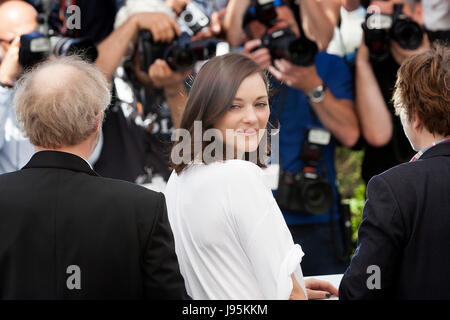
171, 53, 272, 174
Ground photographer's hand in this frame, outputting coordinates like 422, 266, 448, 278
191, 8, 227, 41
0, 36, 21, 85
95, 12, 180, 81
134, 12, 181, 43
269, 58, 359, 147
241, 39, 272, 70
148, 59, 188, 89
165, 0, 190, 16
268, 59, 322, 93
148, 59, 189, 128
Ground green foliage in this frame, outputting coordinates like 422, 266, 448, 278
335, 147, 366, 250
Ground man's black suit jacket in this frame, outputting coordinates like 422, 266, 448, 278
339, 142, 450, 299
0, 151, 188, 299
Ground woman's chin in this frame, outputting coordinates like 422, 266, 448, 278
235, 136, 260, 153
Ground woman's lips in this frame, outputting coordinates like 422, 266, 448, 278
236, 128, 258, 136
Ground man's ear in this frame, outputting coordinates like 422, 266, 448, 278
94, 112, 103, 133
411, 112, 423, 132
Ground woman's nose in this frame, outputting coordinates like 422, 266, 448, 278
242, 105, 258, 124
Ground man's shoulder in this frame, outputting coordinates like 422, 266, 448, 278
372, 161, 418, 184
0, 169, 163, 204
371, 156, 445, 191
91, 175, 163, 202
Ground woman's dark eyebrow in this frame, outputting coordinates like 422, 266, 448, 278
233, 96, 269, 101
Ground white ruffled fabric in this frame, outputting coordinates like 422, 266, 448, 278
164, 159, 307, 300
277, 244, 306, 300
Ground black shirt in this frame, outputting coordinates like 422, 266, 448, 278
142, 88, 175, 181
26, 0, 121, 43
94, 67, 174, 183
361, 54, 415, 184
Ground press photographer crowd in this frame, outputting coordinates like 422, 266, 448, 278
0, 0, 449, 300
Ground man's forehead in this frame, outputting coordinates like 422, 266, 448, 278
33, 64, 81, 88
0, 22, 38, 40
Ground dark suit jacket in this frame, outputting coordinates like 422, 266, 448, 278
0, 151, 188, 299
339, 142, 450, 299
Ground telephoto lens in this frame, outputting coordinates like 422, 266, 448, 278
390, 17, 423, 50
50, 37, 98, 62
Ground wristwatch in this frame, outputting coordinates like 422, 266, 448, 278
307, 84, 326, 103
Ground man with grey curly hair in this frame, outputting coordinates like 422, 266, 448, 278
0, 56, 188, 300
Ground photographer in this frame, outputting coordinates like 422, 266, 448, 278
95, 0, 227, 81
356, 0, 430, 184
0, 1, 37, 174
224, 0, 359, 276
94, 0, 216, 186
94, 1, 180, 81
0, 1, 105, 174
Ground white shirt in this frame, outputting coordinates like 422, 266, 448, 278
327, 6, 366, 58
164, 159, 306, 300
422, 0, 450, 31
0, 86, 34, 174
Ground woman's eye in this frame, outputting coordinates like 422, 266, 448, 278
230, 105, 240, 110
255, 102, 268, 108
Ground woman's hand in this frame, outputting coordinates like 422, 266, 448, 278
304, 278, 339, 299
289, 274, 307, 300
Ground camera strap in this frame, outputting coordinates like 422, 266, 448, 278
329, 194, 353, 263
274, 84, 324, 170
286, 0, 310, 41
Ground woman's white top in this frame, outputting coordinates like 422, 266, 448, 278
164, 159, 306, 300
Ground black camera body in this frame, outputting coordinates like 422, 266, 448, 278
18, 32, 50, 71
138, 31, 225, 72
178, 2, 210, 36
276, 128, 334, 215
245, 0, 318, 67
260, 27, 318, 67
277, 169, 334, 215
18, 13, 98, 70
362, 3, 423, 62
244, 0, 278, 27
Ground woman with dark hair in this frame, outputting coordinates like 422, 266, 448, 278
164, 53, 337, 300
